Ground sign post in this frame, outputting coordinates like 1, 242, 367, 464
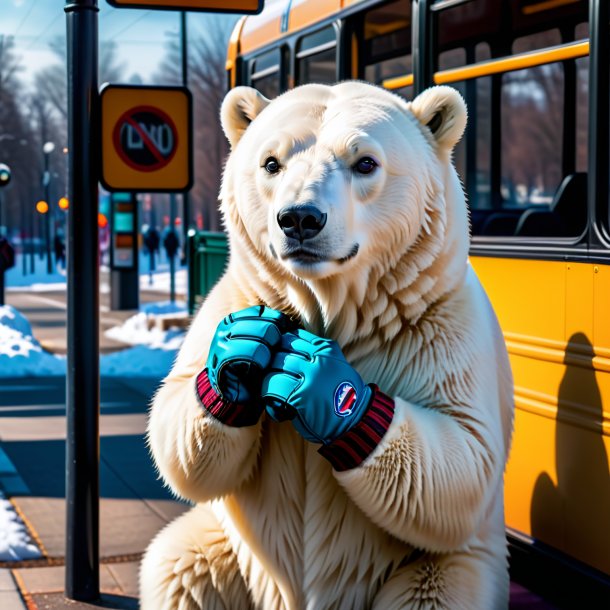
62, 0, 266, 603
107, 0, 263, 13
101, 85, 192, 193
110, 192, 139, 310
64, 0, 100, 602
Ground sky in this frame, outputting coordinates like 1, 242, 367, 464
2, 0, 239, 88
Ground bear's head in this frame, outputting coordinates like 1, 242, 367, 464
219, 82, 468, 340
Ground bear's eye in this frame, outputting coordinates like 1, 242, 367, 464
263, 157, 281, 174
353, 157, 377, 175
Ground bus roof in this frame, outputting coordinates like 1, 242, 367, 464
236, 0, 366, 56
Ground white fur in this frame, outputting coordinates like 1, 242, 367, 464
142, 82, 514, 610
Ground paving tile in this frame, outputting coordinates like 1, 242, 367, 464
145, 498, 189, 523
105, 563, 140, 599
30, 592, 138, 609
0, 589, 26, 609
11, 496, 178, 559
10, 497, 65, 557
14, 565, 120, 596
0, 568, 18, 591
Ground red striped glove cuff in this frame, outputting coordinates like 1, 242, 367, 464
318, 385, 395, 472
196, 368, 260, 427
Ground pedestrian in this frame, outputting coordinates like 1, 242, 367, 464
54, 232, 66, 270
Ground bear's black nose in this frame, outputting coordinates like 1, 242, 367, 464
277, 205, 327, 241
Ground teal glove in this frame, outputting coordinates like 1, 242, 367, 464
207, 306, 297, 405
261, 329, 372, 444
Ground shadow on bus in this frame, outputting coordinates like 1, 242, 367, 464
529, 332, 610, 605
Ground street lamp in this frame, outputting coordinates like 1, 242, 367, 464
43, 141, 55, 273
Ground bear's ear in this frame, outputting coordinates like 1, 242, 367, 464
221, 86, 271, 148
409, 86, 467, 151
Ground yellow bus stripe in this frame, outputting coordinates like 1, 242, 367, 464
433, 41, 589, 84
382, 73, 414, 90
523, 0, 580, 16
382, 42, 588, 91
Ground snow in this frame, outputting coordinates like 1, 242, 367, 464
104, 307, 186, 352
6, 282, 67, 293
142, 301, 187, 316
0, 491, 41, 561
0, 302, 187, 380
4, 254, 66, 288
101, 343, 179, 378
0, 306, 66, 377
0, 302, 190, 560
102, 302, 187, 376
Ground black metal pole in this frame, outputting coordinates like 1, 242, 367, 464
412, 0, 434, 96
44, 152, 53, 274
180, 11, 190, 264
64, 0, 100, 602
29, 206, 34, 273
21, 195, 27, 276
0, 190, 4, 305
589, 0, 609, 246
169, 193, 176, 303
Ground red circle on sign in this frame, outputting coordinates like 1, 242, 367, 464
113, 105, 179, 173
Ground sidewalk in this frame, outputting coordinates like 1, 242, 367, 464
0, 378, 558, 610
0, 375, 188, 609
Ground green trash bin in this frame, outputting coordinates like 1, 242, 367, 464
188, 231, 229, 315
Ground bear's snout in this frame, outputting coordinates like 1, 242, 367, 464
277, 205, 327, 241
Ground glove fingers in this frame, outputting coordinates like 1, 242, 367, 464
221, 338, 273, 370
261, 370, 301, 403
269, 351, 311, 376
229, 320, 283, 347
227, 306, 298, 332
280, 330, 340, 357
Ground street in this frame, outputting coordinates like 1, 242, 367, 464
5, 271, 179, 354
0, 272, 189, 608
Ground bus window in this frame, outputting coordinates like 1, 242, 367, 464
437, 0, 502, 54
296, 26, 337, 86
512, 28, 561, 53
501, 63, 564, 211
251, 48, 281, 99
362, 0, 412, 100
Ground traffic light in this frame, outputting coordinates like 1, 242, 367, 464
59, 197, 69, 210
0, 164, 11, 188
36, 200, 49, 214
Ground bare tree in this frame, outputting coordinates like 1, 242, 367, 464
35, 37, 127, 122
156, 17, 237, 232
0, 36, 43, 234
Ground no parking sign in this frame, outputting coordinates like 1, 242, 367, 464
101, 85, 192, 192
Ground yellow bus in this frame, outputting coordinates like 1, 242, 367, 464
224, 0, 610, 604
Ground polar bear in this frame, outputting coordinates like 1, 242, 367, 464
141, 82, 514, 610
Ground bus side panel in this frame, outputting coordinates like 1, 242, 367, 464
471, 256, 610, 576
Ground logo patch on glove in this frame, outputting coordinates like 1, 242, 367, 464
334, 382, 357, 417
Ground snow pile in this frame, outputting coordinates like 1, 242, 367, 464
0, 491, 41, 561
104, 301, 187, 351
101, 302, 188, 378
0, 306, 65, 377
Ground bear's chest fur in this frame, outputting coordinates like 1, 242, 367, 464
224, 420, 411, 608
